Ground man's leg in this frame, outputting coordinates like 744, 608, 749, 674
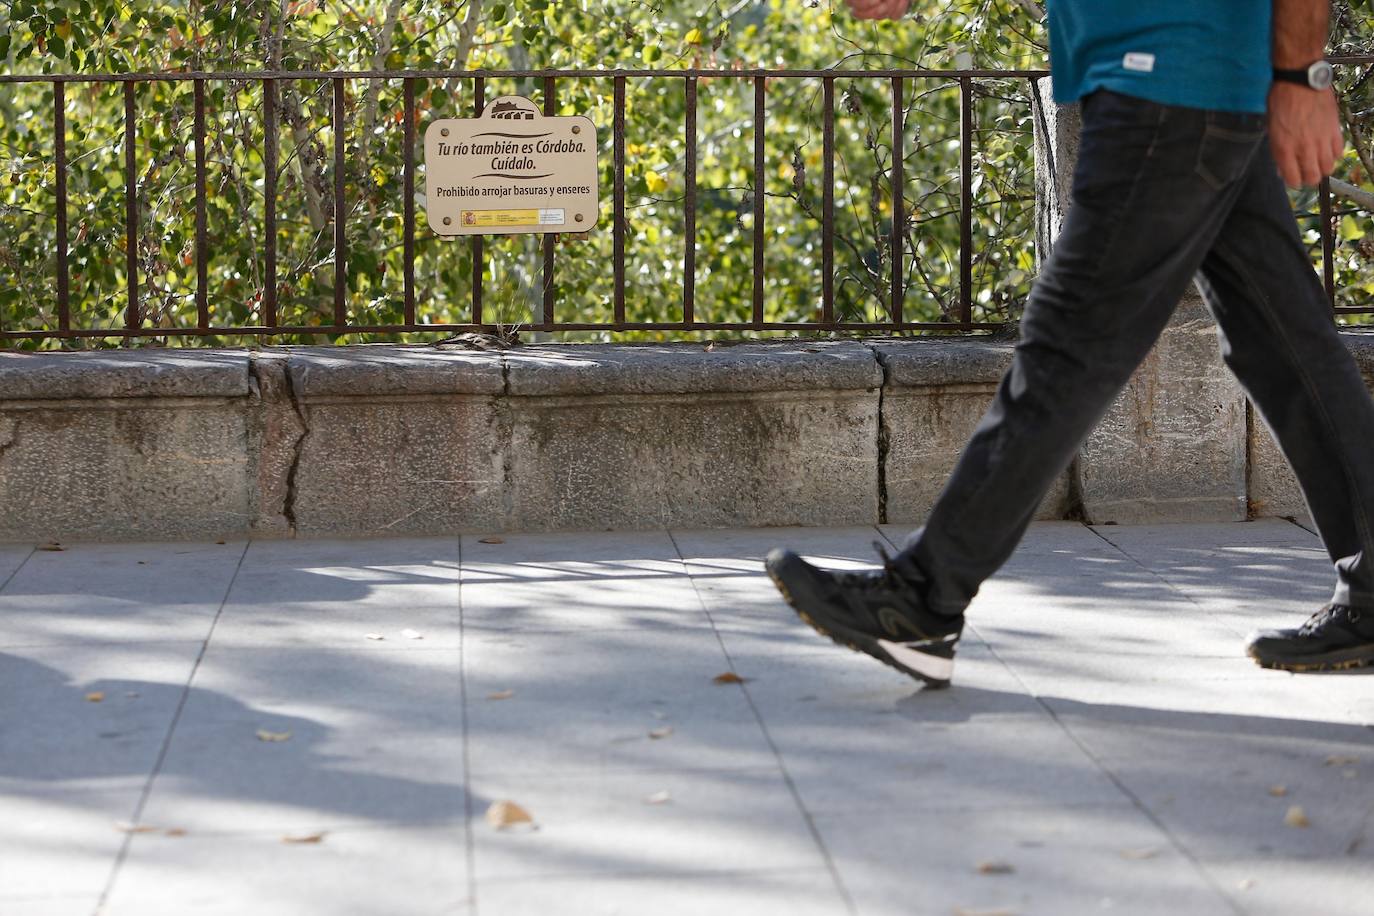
894, 98, 1268, 618
1196, 145, 1374, 669
767, 93, 1268, 685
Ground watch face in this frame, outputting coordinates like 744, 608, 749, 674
1309, 61, 1335, 90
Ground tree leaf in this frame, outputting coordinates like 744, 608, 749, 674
485, 800, 534, 829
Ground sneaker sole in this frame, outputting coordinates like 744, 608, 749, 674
766, 567, 952, 689
1248, 646, 1374, 673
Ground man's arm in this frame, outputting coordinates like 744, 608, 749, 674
1270, 0, 1345, 187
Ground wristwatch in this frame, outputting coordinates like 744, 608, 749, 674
1273, 60, 1335, 90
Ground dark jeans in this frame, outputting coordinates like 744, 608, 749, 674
895, 89, 1374, 617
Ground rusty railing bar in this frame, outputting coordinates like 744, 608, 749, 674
613, 75, 626, 324
0, 67, 1060, 84
54, 80, 69, 330
194, 78, 209, 328
822, 75, 834, 324
471, 76, 484, 325
263, 77, 278, 328
123, 81, 139, 330
403, 77, 416, 324
333, 77, 348, 325
542, 75, 558, 329
959, 76, 973, 326
683, 75, 697, 325
1319, 175, 1336, 309
752, 74, 765, 327
890, 75, 903, 325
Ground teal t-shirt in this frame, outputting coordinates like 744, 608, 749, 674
1046, 1, 1273, 114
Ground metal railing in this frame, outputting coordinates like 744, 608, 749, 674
1, 62, 1369, 342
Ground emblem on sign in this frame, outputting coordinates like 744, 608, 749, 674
424, 96, 600, 236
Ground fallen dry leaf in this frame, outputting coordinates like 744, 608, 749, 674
365, 633, 385, 641
644, 790, 672, 805
487, 690, 515, 701
113, 822, 159, 834
85, 692, 105, 703
1284, 805, 1311, 828
1119, 847, 1160, 861
38, 541, 65, 551
712, 672, 746, 685
164, 828, 187, 837
485, 800, 535, 830
478, 536, 505, 545
953, 907, 1017, 916
1269, 785, 1288, 797
648, 726, 674, 740
401, 628, 424, 640
255, 729, 292, 743
215, 540, 226, 545
976, 861, 1015, 875
1325, 754, 1359, 767
281, 832, 326, 844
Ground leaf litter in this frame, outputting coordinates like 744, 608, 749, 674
282, 832, 327, 844
85, 692, 105, 703
712, 672, 747, 685
487, 690, 515, 700
486, 800, 535, 830
1284, 805, 1311, 828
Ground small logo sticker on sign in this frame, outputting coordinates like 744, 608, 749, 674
1123, 52, 1156, 73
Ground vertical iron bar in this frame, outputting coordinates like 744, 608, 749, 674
194, 79, 208, 329
332, 77, 347, 327
822, 76, 834, 324
683, 75, 697, 325
959, 77, 973, 327
613, 75, 626, 325
471, 77, 485, 325
54, 80, 69, 331
124, 81, 139, 330
1320, 174, 1336, 309
890, 76, 904, 326
403, 77, 416, 325
263, 77, 278, 328
542, 76, 557, 329
752, 75, 765, 327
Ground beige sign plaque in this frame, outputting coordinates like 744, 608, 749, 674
424, 96, 599, 236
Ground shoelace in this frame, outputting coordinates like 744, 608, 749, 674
835, 540, 922, 594
1298, 603, 1357, 635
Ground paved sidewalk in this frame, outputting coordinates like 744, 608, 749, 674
1, 520, 1371, 915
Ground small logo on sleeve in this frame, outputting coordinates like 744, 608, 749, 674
1123, 52, 1156, 73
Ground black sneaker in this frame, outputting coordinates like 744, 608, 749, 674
764, 543, 962, 688
1246, 603, 1374, 672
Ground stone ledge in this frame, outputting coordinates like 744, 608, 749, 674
868, 337, 1015, 387
504, 340, 882, 396
0, 349, 251, 400
280, 346, 505, 399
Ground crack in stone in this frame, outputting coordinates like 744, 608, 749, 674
868, 344, 892, 526
279, 360, 309, 536
248, 352, 308, 537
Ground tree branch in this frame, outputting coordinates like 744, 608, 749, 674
357, 0, 407, 170
1330, 176, 1374, 212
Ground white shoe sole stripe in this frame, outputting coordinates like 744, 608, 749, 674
878, 638, 954, 681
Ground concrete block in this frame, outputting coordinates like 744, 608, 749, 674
503, 341, 880, 530
0, 397, 253, 542
1078, 291, 1249, 524
282, 348, 505, 537
871, 339, 1072, 523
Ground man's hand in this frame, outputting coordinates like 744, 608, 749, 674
1268, 82, 1345, 188
845, 0, 912, 20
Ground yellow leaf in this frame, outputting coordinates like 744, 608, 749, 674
85, 692, 105, 703
485, 800, 534, 830
645, 171, 667, 194
684, 27, 703, 45
282, 831, 327, 844
256, 729, 292, 742
55, 20, 72, 39
1284, 805, 1311, 828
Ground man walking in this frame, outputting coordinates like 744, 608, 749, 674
767, 0, 1374, 686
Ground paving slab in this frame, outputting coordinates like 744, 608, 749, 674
476, 869, 848, 916
137, 646, 466, 833
209, 538, 462, 649
471, 768, 823, 881
0, 541, 244, 648
0, 544, 32, 586
103, 823, 470, 916
463, 628, 776, 776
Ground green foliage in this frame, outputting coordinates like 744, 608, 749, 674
1, 1, 1370, 345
